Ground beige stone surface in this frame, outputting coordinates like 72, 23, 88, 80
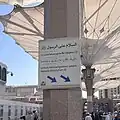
43, 89, 82, 120
68, 88, 82, 120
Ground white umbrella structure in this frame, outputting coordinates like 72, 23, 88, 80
0, 1, 44, 60
1, 0, 120, 112
0, 0, 44, 7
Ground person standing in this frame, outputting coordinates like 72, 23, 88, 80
85, 113, 93, 120
33, 110, 38, 120
91, 112, 95, 120
26, 111, 33, 120
105, 113, 111, 120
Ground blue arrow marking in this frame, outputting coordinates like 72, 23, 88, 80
60, 75, 70, 82
47, 76, 57, 83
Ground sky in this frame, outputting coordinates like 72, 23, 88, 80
0, 4, 38, 85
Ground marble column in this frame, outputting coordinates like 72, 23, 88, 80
82, 67, 95, 113
43, 88, 82, 120
43, 0, 83, 120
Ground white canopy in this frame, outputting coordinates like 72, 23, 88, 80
1, 0, 120, 89
93, 79, 120, 90
0, 3, 44, 60
82, 78, 120, 90
81, 0, 120, 89
0, 0, 44, 7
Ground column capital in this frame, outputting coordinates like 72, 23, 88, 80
82, 67, 95, 80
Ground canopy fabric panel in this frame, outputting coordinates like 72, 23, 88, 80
93, 79, 120, 90
94, 62, 120, 79
84, 0, 120, 39
0, 4, 44, 60
81, 35, 120, 66
82, 78, 120, 90
81, 0, 120, 87
0, 0, 44, 7
82, 62, 120, 89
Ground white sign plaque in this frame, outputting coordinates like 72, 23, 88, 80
39, 37, 81, 89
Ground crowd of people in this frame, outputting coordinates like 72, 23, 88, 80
83, 111, 120, 120
20, 110, 43, 120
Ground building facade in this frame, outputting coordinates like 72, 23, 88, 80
99, 86, 120, 99
0, 62, 43, 104
0, 85, 43, 104
0, 62, 7, 96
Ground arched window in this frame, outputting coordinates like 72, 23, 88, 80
2, 68, 7, 82
0, 66, 1, 80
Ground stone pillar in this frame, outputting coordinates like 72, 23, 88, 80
85, 79, 93, 113
43, 88, 82, 120
82, 67, 95, 113
43, 0, 83, 120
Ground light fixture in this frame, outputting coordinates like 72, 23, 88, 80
7, 71, 13, 76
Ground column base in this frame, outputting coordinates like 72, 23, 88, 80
87, 101, 93, 113
43, 88, 82, 120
